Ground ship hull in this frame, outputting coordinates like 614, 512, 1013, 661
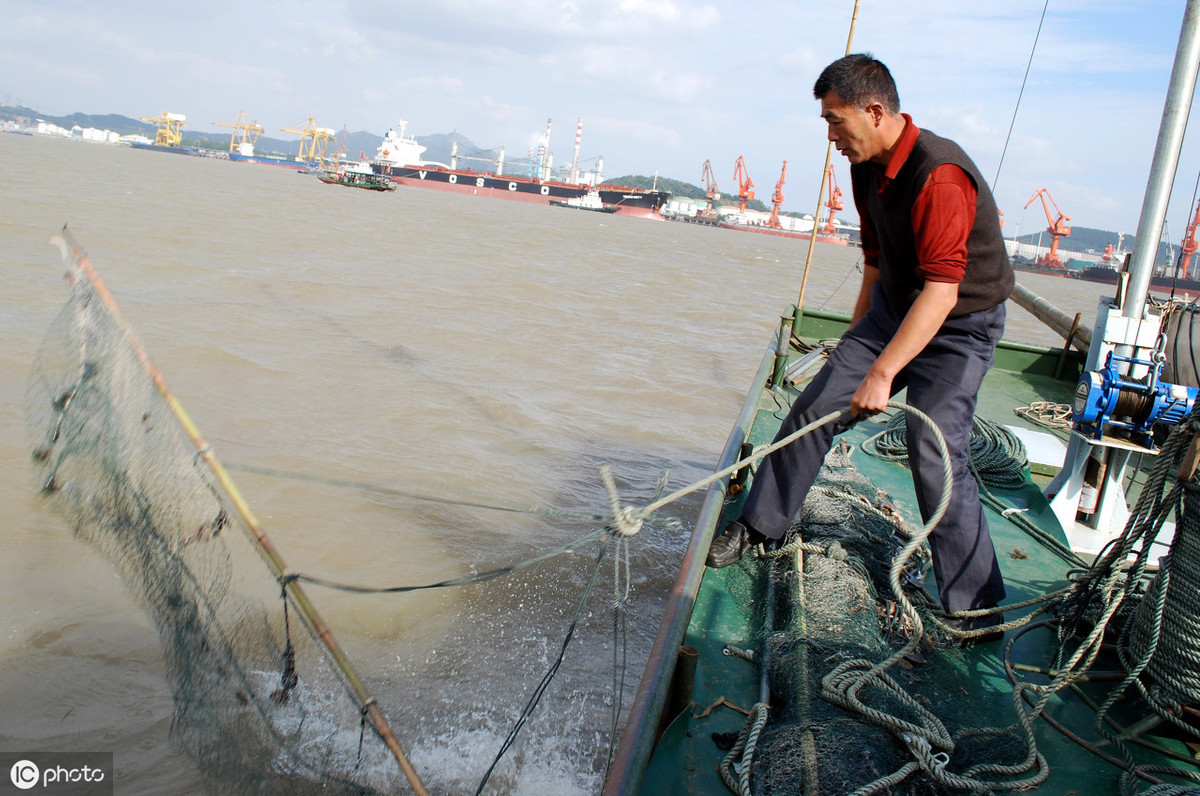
718, 220, 850, 245
373, 164, 668, 220
1077, 265, 1200, 292
228, 153, 316, 169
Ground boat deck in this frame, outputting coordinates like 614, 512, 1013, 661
638, 309, 1199, 794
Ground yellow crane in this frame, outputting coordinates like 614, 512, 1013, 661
280, 117, 338, 164
213, 110, 264, 155
139, 111, 187, 147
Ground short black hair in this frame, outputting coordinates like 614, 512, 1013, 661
813, 54, 901, 114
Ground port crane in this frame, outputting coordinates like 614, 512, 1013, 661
701, 160, 720, 202
1179, 197, 1200, 279
820, 164, 844, 235
733, 156, 755, 214
213, 110, 264, 155
1024, 188, 1072, 268
766, 161, 787, 228
139, 111, 187, 147
280, 117, 338, 164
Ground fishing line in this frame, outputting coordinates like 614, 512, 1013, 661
992, 0, 1050, 192
228, 461, 607, 523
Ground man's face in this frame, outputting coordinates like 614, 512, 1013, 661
820, 93, 882, 165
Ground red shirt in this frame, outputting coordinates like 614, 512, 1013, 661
858, 115, 977, 284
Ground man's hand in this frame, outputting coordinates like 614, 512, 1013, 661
851, 280, 960, 418
851, 368, 892, 418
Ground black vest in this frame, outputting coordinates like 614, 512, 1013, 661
852, 128, 1013, 317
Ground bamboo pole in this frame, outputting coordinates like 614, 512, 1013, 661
793, 0, 861, 333
51, 227, 429, 796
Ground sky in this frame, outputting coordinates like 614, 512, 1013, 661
3, 0, 1200, 238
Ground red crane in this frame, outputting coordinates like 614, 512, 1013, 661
734, 156, 755, 214
1024, 188, 1072, 268
767, 160, 787, 228
1180, 197, 1200, 279
820, 164, 844, 235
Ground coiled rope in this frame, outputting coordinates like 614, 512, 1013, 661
862, 412, 1029, 490
863, 410, 1085, 566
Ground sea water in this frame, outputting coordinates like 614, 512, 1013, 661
0, 131, 1122, 794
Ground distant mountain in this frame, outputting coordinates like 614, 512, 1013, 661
607, 174, 772, 212
1013, 225, 1179, 263
1, 103, 1178, 253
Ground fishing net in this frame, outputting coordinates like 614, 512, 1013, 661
24, 236, 410, 794
741, 441, 1042, 795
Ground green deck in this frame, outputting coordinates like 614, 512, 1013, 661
635, 308, 1199, 795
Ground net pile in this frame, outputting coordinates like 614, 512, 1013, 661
744, 443, 1035, 794
25, 247, 403, 794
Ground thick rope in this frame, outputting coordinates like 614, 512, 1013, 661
819, 403, 1053, 793
718, 702, 769, 796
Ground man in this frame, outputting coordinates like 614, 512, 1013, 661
707, 53, 1011, 631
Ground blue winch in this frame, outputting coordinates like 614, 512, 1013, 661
1073, 351, 1200, 449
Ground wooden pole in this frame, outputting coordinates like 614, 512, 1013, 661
51, 227, 429, 796
793, 0, 861, 333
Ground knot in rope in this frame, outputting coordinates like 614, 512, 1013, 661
613, 506, 643, 537
902, 732, 950, 777
599, 465, 644, 537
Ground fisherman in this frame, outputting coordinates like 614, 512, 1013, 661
707, 53, 1011, 638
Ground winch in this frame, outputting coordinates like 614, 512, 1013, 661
1073, 350, 1199, 450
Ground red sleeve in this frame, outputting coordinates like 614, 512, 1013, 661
911, 164, 976, 283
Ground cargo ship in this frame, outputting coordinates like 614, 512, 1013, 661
1076, 263, 1200, 293
369, 121, 669, 219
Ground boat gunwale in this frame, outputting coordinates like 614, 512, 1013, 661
604, 325, 779, 795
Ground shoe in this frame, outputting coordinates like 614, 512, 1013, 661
706, 519, 767, 568
942, 611, 1005, 647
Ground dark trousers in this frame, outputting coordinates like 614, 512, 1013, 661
741, 285, 1007, 612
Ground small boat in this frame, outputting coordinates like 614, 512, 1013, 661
317, 165, 397, 192
607, 4, 1200, 794
550, 190, 619, 213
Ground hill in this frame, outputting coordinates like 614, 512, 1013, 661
1013, 226, 1177, 263
0, 103, 1175, 252
606, 174, 771, 213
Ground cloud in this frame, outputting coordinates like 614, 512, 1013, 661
401, 76, 464, 93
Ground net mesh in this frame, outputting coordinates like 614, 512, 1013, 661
25, 245, 404, 794
746, 442, 1030, 794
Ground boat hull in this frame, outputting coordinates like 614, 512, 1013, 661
718, 221, 850, 245
373, 164, 668, 219
1077, 265, 1200, 293
228, 153, 316, 170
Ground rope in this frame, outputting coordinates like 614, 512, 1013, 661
996, 408, 1200, 796
718, 702, 769, 796
819, 402, 1055, 793
862, 412, 1029, 490
474, 534, 616, 795
1014, 401, 1072, 432
863, 410, 1085, 566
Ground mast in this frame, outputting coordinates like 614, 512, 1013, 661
1123, 1, 1200, 320
1047, 0, 1200, 546
570, 117, 583, 185
540, 117, 553, 181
